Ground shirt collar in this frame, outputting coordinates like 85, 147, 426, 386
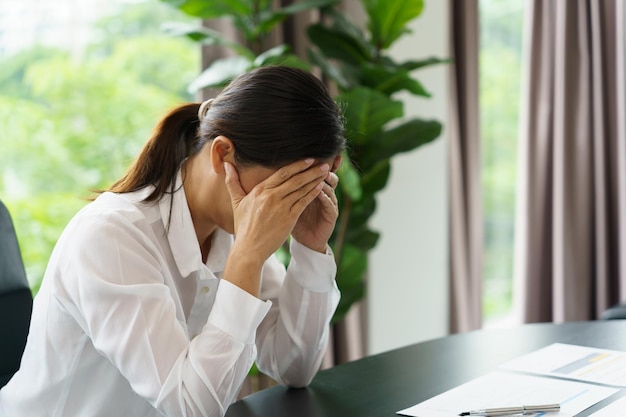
158, 170, 234, 278
205, 228, 234, 275
159, 170, 203, 278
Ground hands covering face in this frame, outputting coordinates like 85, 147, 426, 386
291, 164, 339, 253
224, 158, 339, 264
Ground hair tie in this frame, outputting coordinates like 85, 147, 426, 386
198, 98, 214, 120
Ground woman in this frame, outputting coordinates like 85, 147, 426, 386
0, 66, 345, 417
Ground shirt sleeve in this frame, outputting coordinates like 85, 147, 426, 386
62, 211, 271, 417
254, 238, 340, 387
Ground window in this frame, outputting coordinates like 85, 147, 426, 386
479, 0, 525, 325
0, 0, 199, 292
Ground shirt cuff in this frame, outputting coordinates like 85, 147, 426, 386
288, 238, 337, 293
207, 279, 272, 344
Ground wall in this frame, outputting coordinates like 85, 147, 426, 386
366, 0, 450, 355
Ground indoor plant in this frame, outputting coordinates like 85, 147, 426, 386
160, 0, 444, 323
307, 0, 445, 319
160, 0, 334, 89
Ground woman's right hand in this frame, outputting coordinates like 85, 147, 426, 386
221, 159, 328, 296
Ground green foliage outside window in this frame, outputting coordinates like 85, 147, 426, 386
480, 0, 524, 322
0, 1, 199, 293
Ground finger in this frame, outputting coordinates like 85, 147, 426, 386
264, 158, 316, 188
291, 163, 330, 192
289, 180, 325, 216
283, 173, 325, 205
316, 194, 338, 220
321, 181, 338, 203
324, 172, 339, 190
266, 163, 329, 206
317, 182, 338, 209
223, 162, 246, 203
282, 164, 329, 202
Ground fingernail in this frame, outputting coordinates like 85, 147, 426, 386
320, 164, 329, 172
223, 162, 231, 174
304, 158, 315, 165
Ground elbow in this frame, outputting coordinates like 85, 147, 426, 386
282, 376, 314, 389
275, 355, 323, 388
281, 371, 315, 389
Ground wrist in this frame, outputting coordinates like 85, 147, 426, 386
308, 243, 328, 254
223, 245, 266, 297
230, 243, 267, 268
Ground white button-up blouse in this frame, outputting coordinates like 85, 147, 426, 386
0, 173, 340, 417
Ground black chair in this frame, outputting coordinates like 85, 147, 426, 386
0, 200, 33, 388
601, 303, 626, 320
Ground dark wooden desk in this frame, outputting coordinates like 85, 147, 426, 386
226, 321, 626, 417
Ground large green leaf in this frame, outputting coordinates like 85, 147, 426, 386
253, 44, 290, 65
254, 0, 338, 36
360, 64, 430, 97
333, 281, 365, 323
336, 245, 367, 286
325, 9, 375, 59
333, 243, 367, 322
188, 55, 251, 92
255, 0, 338, 35
360, 159, 390, 195
307, 48, 354, 90
346, 227, 380, 251
363, 0, 424, 49
252, 44, 310, 69
161, 0, 251, 19
361, 118, 442, 167
400, 56, 452, 71
337, 154, 362, 202
308, 24, 372, 66
278, 0, 338, 15
161, 22, 255, 59
385, 75, 430, 97
250, 45, 310, 70
257, 53, 310, 70
337, 87, 403, 145
347, 195, 376, 229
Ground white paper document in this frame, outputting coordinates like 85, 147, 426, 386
587, 395, 626, 416
501, 343, 626, 387
396, 371, 618, 417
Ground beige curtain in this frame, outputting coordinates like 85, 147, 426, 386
448, 0, 483, 333
514, 0, 626, 323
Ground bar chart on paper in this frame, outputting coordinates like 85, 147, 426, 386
500, 343, 626, 387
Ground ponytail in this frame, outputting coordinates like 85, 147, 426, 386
106, 103, 203, 202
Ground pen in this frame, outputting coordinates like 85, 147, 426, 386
458, 403, 560, 416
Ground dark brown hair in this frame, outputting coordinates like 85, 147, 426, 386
106, 66, 345, 202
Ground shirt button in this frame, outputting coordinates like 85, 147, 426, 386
201, 286, 210, 294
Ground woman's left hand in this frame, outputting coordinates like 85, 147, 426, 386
291, 165, 340, 253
